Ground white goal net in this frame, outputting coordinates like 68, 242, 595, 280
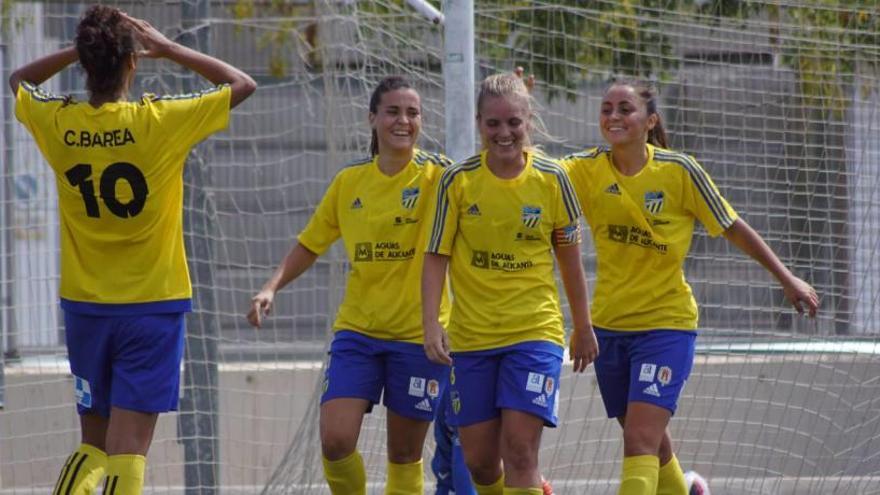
0, 1, 878, 494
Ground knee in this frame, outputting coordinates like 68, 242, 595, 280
464, 457, 502, 485
623, 424, 663, 456
387, 443, 422, 464
500, 437, 539, 474
320, 430, 357, 461
658, 434, 674, 464
104, 433, 151, 456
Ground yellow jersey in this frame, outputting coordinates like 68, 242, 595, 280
559, 144, 738, 331
298, 150, 452, 343
427, 150, 582, 352
15, 82, 231, 313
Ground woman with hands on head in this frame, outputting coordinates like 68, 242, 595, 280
422, 73, 598, 495
10, 5, 255, 494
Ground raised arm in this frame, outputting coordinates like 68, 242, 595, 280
9, 47, 79, 94
723, 218, 819, 317
247, 243, 319, 328
123, 13, 256, 108
422, 252, 452, 365
554, 242, 598, 372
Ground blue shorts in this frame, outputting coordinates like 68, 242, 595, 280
448, 341, 563, 428
593, 328, 696, 418
64, 311, 186, 417
321, 330, 449, 421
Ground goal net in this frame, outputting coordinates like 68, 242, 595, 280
0, 1, 878, 494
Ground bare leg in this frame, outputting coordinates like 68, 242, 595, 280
458, 417, 503, 485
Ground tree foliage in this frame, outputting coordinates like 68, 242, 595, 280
230, 0, 878, 110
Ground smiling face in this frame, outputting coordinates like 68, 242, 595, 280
599, 84, 658, 148
477, 94, 531, 164
369, 88, 422, 155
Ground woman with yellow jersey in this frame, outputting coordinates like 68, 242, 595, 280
559, 78, 819, 495
423, 73, 599, 495
248, 76, 452, 495
10, 5, 255, 495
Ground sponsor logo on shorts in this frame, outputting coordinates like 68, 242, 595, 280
552, 390, 559, 418
427, 379, 440, 398
658, 366, 672, 386
415, 398, 432, 412
74, 375, 92, 408
526, 372, 545, 393
532, 394, 548, 408
409, 377, 426, 397
639, 363, 657, 382
450, 367, 456, 385
544, 376, 555, 395
643, 383, 661, 397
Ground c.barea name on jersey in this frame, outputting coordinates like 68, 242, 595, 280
64, 128, 135, 148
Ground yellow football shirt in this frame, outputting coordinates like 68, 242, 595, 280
15, 82, 231, 312
559, 144, 738, 331
298, 150, 452, 343
427, 150, 582, 352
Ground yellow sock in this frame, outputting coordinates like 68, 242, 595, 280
618, 455, 659, 495
503, 488, 543, 494
323, 451, 366, 495
656, 455, 688, 495
52, 444, 107, 495
104, 454, 146, 495
386, 459, 423, 495
474, 474, 504, 495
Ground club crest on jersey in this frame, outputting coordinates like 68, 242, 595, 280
644, 191, 664, 215
401, 187, 419, 209
522, 206, 542, 228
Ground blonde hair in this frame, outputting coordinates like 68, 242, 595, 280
476, 73, 554, 149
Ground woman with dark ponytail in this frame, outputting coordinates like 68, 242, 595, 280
248, 76, 453, 494
10, 5, 255, 494
559, 78, 818, 495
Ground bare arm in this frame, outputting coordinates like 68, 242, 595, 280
723, 218, 819, 317
554, 241, 598, 372
124, 13, 256, 108
247, 243, 319, 328
9, 47, 79, 94
422, 252, 452, 365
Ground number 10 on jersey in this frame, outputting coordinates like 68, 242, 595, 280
65, 162, 148, 219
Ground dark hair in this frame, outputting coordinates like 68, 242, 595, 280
609, 77, 668, 149
368, 76, 416, 156
75, 5, 135, 97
